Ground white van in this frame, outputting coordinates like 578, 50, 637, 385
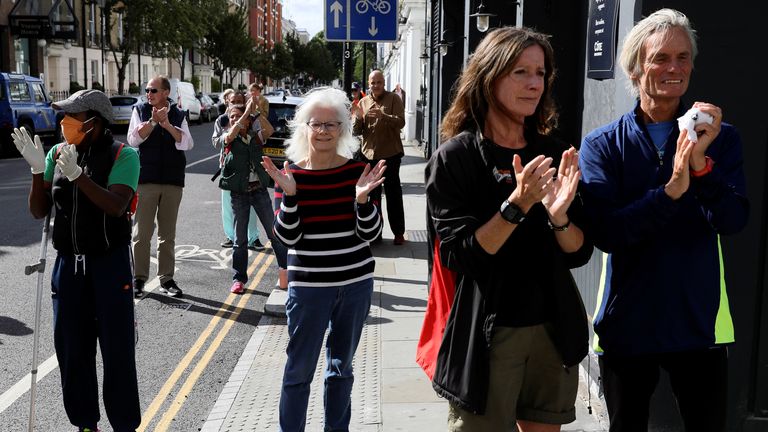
168, 79, 202, 124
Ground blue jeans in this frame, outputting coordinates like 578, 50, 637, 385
221, 189, 260, 243
231, 186, 287, 283
279, 278, 373, 432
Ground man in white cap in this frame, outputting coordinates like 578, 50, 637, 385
13, 88, 142, 432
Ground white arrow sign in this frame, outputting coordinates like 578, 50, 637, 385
368, 16, 378, 36
330, 0, 343, 28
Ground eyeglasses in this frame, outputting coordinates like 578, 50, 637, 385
307, 121, 342, 132
145, 88, 159, 94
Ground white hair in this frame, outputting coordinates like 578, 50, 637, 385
619, 8, 697, 98
284, 87, 359, 162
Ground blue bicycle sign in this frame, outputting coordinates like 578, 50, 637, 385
355, 0, 391, 14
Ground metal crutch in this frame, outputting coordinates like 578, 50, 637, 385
24, 213, 51, 432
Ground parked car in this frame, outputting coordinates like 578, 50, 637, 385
197, 93, 217, 123
0, 72, 63, 156
262, 95, 304, 167
167, 79, 202, 124
109, 94, 143, 132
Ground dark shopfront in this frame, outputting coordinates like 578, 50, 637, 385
425, 0, 768, 430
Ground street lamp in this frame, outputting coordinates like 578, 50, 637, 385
469, 1, 496, 33
419, 49, 429, 68
436, 37, 451, 57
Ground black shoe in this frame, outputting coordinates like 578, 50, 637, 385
159, 279, 183, 298
248, 239, 265, 251
133, 279, 145, 298
221, 238, 234, 248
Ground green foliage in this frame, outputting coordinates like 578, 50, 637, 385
128, 82, 140, 94
211, 77, 221, 92
69, 81, 85, 93
91, 81, 105, 91
191, 75, 201, 93
270, 43, 294, 81
201, 5, 253, 86
353, 43, 377, 85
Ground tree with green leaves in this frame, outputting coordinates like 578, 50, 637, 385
269, 43, 294, 85
104, 0, 161, 95
155, 0, 228, 81
201, 5, 254, 88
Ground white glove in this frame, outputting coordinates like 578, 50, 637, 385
11, 127, 46, 174
56, 144, 82, 181
677, 107, 714, 143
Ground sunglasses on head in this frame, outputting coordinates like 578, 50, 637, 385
145, 88, 159, 94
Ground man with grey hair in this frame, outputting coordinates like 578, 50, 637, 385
128, 75, 194, 298
578, 9, 748, 431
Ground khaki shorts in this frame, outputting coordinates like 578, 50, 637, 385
447, 324, 578, 431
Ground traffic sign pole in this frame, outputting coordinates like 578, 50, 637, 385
344, 42, 352, 96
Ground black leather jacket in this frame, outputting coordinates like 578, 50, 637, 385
425, 130, 593, 414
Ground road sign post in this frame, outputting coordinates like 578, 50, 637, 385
325, 0, 398, 42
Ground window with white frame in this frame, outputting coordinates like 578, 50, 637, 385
89, 3, 96, 45
128, 63, 135, 84
118, 13, 124, 43
69, 58, 78, 84
91, 60, 99, 84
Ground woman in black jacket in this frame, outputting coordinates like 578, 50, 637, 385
425, 27, 593, 431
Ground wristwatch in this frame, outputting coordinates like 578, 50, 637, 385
149, 119, 158, 128
500, 200, 526, 224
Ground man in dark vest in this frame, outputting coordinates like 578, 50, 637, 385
127, 75, 194, 298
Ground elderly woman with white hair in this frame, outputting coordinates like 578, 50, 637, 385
261, 87, 386, 432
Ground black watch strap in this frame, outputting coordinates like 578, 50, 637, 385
500, 200, 526, 224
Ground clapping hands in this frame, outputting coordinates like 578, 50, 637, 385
11, 127, 46, 174
542, 147, 580, 222
261, 157, 296, 195
356, 160, 386, 203
56, 144, 82, 181
508, 154, 556, 212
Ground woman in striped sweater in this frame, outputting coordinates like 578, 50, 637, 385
261, 87, 386, 432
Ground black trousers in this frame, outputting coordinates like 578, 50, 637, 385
52, 246, 141, 432
363, 153, 405, 236
598, 347, 728, 432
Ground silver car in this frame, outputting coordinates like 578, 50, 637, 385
109, 95, 143, 132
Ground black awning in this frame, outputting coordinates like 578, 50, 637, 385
9, 0, 78, 40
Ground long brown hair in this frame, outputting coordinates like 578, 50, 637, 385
440, 26, 558, 142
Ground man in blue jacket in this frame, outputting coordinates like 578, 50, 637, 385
578, 9, 749, 432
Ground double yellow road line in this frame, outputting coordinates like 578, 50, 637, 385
138, 252, 274, 432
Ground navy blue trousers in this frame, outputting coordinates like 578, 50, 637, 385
51, 245, 141, 432
599, 347, 728, 432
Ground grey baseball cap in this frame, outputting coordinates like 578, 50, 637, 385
53, 89, 114, 123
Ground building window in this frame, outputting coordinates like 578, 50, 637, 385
69, 58, 78, 84
91, 60, 99, 84
128, 63, 135, 84
13, 39, 30, 75
118, 13, 124, 43
89, 3, 96, 45
143, 65, 148, 83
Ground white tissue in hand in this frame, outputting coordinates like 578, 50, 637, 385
677, 107, 714, 142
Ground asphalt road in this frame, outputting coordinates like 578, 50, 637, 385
0, 120, 279, 431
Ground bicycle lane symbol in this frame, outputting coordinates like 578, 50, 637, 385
175, 245, 232, 270
355, 0, 391, 14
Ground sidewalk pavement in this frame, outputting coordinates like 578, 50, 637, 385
201, 140, 609, 432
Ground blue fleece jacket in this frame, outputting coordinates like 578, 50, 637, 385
579, 101, 749, 356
